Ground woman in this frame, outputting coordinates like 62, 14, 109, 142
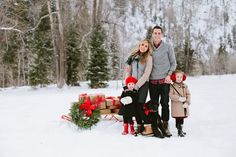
125, 39, 153, 135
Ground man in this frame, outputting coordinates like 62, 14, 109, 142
149, 25, 177, 137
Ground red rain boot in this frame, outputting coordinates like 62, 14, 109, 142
122, 123, 129, 135
130, 124, 135, 135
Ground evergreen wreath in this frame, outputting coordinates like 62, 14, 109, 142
69, 99, 100, 129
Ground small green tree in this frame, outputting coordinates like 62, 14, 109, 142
28, 33, 52, 87
146, 26, 153, 40
87, 24, 109, 88
176, 39, 196, 74
2, 33, 19, 86
65, 26, 81, 86
28, 5, 52, 87
216, 40, 229, 74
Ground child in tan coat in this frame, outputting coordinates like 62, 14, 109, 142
169, 70, 191, 137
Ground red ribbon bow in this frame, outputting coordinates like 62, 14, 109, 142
79, 93, 90, 101
79, 99, 96, 117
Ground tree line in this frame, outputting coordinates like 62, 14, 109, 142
0, 0, 236, 88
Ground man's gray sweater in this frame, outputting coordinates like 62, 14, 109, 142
150, 41, 177, 80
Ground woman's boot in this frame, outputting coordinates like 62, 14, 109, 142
142, 124, 154, 136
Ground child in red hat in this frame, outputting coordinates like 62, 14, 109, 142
118, 76, 138, 135
169, 70, 191, 137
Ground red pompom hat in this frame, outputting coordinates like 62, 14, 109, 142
125, 76, 138, 85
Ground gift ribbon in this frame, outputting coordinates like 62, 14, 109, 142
93, 95, 105, 108
79, 93, 90, 101
79, 99, 96, 117
106, 96, 116, 105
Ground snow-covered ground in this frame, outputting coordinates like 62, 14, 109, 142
0, 75, 236, 157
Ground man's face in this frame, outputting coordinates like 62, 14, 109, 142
152, 28, 163, 43
127, 82, 135, 90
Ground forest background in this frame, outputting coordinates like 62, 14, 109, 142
0, 0, 236, 88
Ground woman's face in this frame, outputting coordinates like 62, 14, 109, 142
139, 41, 149, 53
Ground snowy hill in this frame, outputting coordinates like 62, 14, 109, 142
0, 75, 236, 157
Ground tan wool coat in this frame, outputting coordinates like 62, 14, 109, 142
169, 82, 191, 118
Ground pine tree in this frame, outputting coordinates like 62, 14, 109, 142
176, 39, 196, 74
28, 33, 52, 87
87, 24, 109, 88
2, 33, 19, 86
146, 26, 153, 40
28, 5, 53, 87
65, 26, 81, 86
232, 25, 236, 52
216, 40, 228, 74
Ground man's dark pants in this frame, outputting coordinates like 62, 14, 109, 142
149, 82, 170, 121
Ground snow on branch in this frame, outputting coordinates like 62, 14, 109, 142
0, 27, 23, 33
0, 12, 58, 34
27, 11, 58, 32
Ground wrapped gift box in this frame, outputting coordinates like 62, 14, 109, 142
111, 109, 120, 114
100, 109, 111, 115
107, 105, 118, 109
97, 101, 106, 109
90, 93, 105, 104
105, 96, 120, 107
105, 99, 114, 107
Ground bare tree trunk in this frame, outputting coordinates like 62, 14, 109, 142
55, 0, 65, 88
2, 66, 5, 88
19, 34, 26, 85
47, 0, 59, 86
17, 50, 21, 86
92, 0, 97, 26
97, 0, 103, 23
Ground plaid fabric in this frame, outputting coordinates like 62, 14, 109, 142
150, 78, 165, 85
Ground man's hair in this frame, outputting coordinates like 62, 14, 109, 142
152, 25, 163, 33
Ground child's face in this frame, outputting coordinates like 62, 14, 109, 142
127, 82, 135, 90
176, 73, 183, 83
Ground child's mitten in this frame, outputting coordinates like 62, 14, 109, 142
179, 96, 186, 102
120, 96, 132, 105
182, 102, 189, 108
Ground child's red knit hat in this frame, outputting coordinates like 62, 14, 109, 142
125, 76, 138, 85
